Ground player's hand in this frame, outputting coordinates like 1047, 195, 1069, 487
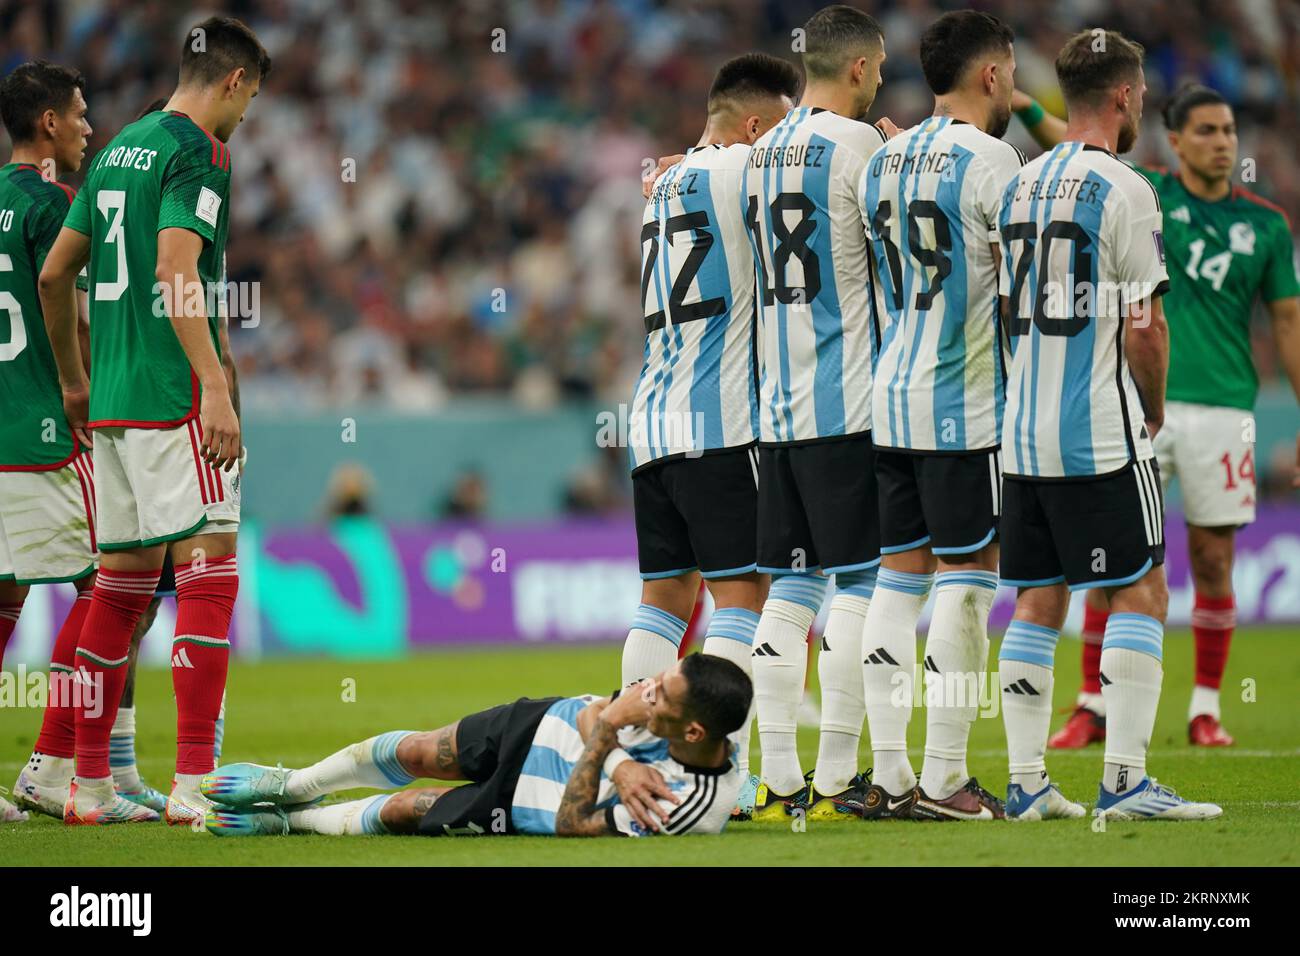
612, 761, 678, 831
199, 385, 241, 472
1011, 89, 1034, 112
642, 154, 685, 199
874, 116, 902, 140
601, 680, 655, 729
1144, 415, 1163, 442
61, 382, 93, 448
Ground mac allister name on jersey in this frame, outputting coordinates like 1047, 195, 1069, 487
998, 142, 1169, 479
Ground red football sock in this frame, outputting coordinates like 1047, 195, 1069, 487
34, 590, 93, 758
172, 554, 238, 775
0, 600, 23, 668
1080, 601, 1107, 695
1192, 593, 1235, 690
74, 568, 160, 779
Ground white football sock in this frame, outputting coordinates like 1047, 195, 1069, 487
752, 574, 826, 796
288, 794, 391, 835
861, 569, 931, 794
702, 606, 760, 776
920, 570, 997, 798
285, 731, 418, 802
998, 619, 1061, 792
1100, 614, 1164, 794
109, 705, 142, 791
813, 569, 875, 795
621, 604, 688, 686
1189, 684, 1221, 721
1077, 690, 1106, 716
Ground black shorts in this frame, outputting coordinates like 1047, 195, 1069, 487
633, 446, 759, 580
876, 448, 1001, 556
757, 433, 880, 575
1000, 459, 1165, 592
416, 696, 561, 837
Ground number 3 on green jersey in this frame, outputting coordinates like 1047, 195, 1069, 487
63, 108, 232, 428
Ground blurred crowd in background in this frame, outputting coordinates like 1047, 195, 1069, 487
2, 0, 1299, 513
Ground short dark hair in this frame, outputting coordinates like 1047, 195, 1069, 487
1055, 29, 1145, 110
679, 653, 752, 740
1162, 83, 1230, 130
137, 97, 169, 121
0, 60, 85, 145
707, 53, 801, 114
920, 11, 1014, 96
179, 16, 271, 88
802, 5, 884, 83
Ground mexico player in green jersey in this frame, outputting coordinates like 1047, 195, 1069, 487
1013, 83, 1300, 749
0, 60, 97, 823
8, 89, 225, 826
39, 16, 269, 826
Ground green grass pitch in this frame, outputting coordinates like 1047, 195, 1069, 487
3, 628, 1297, 866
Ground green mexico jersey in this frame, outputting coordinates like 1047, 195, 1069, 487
1138, 166, 1300, 410
64, 109, 231, 427
0, 163, 79, 468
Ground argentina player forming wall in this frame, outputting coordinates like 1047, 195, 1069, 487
621, 52, 800, 819
856, 10, 1028, 821
995, 29, 1220, 820
741, 6, 899, 824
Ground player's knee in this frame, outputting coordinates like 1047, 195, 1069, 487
396, 732, 438, 776
379, 790, 423, 834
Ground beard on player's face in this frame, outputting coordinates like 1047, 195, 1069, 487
1117, 112, 1138, 153
987, 101, 1012, 140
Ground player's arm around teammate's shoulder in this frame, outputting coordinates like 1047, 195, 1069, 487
1010, 88, 1067, 150
38, 225, 93, 447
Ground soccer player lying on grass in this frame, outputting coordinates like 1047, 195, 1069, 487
202, 654, 750, 838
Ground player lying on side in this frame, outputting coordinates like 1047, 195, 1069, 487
202, 654, 750, 838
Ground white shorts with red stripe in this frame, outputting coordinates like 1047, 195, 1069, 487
93, 421, 241, 552
0, 448, 98, 584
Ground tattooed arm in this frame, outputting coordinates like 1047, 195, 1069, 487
555, 717, 620, 837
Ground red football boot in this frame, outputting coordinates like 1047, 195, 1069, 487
1189, 714, 1235, 747
1047, 707, 1105, 749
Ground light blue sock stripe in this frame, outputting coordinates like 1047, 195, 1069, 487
998, 621, 1060, 668
371, 731, 417, 787
935, 570, 999, 591
1102, 612, 1164, 661
632, 604, 689, 647
835, 567, 878, 598
214, 717, 225, 764
770, 573, 828, 612
876, 568, 935, 596
361, 794, 392, 835
109, 735, 136, 767
706, 607, 760, 646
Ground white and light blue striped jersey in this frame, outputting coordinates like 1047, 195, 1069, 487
860, 117, 1024, 452
998, 143, 1169, 478
511, 695, 740, 836
630, 144, 759, 473
743, 107, 886, 444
